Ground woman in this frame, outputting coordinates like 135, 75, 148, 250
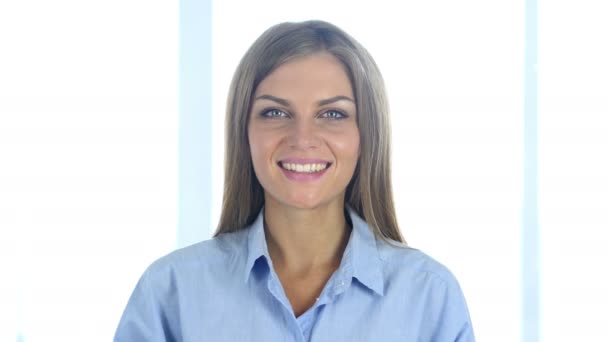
115, 20, 475, 341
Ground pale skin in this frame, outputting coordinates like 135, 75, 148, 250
248, 52, 360, 316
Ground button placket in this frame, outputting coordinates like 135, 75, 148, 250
267, 275, 293, 315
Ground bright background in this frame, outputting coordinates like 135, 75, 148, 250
0, 0, 606, 341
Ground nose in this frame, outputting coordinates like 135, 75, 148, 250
288, 118, 320, 150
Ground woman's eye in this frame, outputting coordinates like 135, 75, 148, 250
261, 109, 288, 118
321, 110, 347, 119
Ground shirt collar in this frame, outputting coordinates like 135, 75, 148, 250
244, 209, 270, 283
244, 207, 385, 296
345, 207, 385, 296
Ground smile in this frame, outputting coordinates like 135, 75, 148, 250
277, 159, 332, 182
279, 162, 330, 173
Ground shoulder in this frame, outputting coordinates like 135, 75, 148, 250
373, 239, 473, 326
375, 239, 462, 290
115, 229, 252, 341
374, 240, 475, 339
143, 229, 249, 282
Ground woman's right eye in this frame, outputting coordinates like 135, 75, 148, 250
261, 109, 288, 118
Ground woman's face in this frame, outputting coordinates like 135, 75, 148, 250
248, 52, 360, 210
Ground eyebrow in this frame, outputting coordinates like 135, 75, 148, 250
254, 94, 355, 107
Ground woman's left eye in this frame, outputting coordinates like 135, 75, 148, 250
321, 110, 347, 119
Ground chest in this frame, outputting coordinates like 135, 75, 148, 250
277, 270, 335, 317
176, 280, 428, 342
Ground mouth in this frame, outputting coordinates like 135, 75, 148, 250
277, 161, 332, 173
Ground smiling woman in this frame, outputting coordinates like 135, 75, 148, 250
115, 20, 475, 341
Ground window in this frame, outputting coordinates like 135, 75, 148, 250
538, 1, 608, 340
0, 1, 178, 340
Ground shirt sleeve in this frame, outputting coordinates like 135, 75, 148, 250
430, 274, 476, 342
114, 267, 179, 342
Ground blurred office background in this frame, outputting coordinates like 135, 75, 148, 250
0, 0, 606, 341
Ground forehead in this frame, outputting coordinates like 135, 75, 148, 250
254, 52, 354, 99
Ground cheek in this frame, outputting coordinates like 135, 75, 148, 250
248, 127, 279, 165
248, 134, 264, 168
346, 128, 361, 156
247, 127, 261, 165
331, 130, 360, 166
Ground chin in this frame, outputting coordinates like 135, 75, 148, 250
282, 198, 324, 210
277, 191, 341, 211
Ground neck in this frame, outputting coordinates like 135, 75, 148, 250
263, 198, 351, 276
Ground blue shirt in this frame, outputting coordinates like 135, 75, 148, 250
115, 208, 475, 341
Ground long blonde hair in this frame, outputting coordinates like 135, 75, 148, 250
214, 20, 404, 244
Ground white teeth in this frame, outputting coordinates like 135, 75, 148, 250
281, 162, 329, 173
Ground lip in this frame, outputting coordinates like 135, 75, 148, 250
277, 158, 332, 183
278, 157, 332, 164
